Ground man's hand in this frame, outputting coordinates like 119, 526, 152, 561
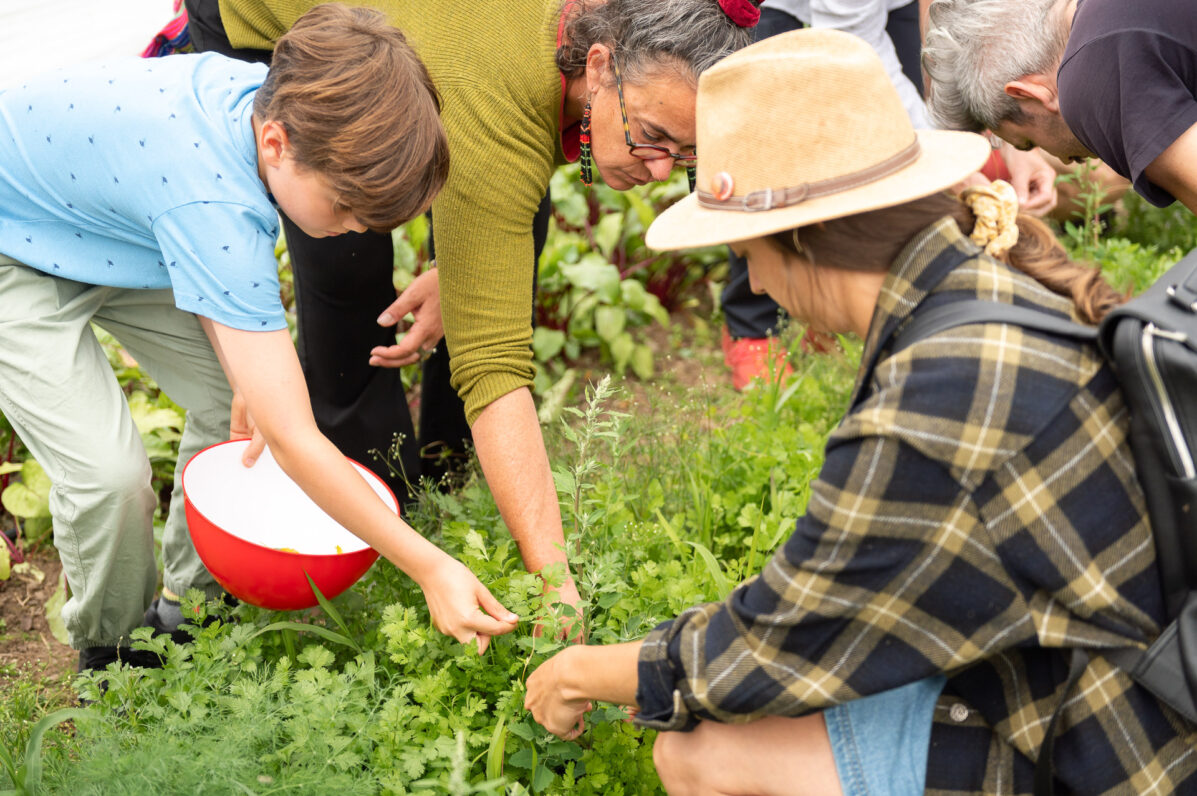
369, 268, 443, 368
537, 573, 584, 643
1003, 145, 1059, 217
524, 641, 642, 739
416, 552, 519, 653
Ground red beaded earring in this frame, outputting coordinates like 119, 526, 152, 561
579, 101, 593, 187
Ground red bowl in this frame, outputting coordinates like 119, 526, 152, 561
181, 440, 394, 610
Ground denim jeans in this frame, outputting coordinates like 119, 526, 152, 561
824, 676, 946, 796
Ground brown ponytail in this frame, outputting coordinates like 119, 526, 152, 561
1002, 214, 1126, 323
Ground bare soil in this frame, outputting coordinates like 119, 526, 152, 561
0, 546, 76, 690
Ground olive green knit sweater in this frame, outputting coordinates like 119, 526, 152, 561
221, 0, 567, 424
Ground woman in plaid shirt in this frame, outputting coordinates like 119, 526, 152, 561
525, 29, 1197, 796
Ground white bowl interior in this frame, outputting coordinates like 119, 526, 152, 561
182, 441, 396, 554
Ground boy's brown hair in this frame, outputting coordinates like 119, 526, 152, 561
253, 4, 448, 231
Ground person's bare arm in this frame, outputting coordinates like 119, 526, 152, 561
472, 388, 582, 617
1143, 121, 1197, 215
199, 317, 518, 650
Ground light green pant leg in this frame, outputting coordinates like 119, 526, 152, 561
0, 260, 158, 648
0, 257, 233, 647
90, 286, 232, 602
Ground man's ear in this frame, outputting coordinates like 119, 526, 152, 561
584, 44, 611, 95
1004, 73, 1060, 113
256, 119, 290, 168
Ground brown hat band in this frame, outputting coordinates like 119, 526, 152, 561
697, 137, 922, 213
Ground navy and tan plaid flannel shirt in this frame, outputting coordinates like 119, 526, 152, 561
636, 218, 1197, 794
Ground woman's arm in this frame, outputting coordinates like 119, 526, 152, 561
200, 317, 518, 649
472, 388, 581, 611
525, 641, 642, 739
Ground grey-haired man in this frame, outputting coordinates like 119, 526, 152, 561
923, 0, 1197, 213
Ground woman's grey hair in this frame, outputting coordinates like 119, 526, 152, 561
922, 0, 1071, 132
556, 0, 753, 86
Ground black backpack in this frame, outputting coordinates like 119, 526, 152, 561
883, 249, 1197, 794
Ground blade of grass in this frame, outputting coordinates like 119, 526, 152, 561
21, 707, 91, 795
0, 735, 19, 786
773, 370, 807, 414
745, 496, 768, 579
486, 715, 508, 782
281, 627, 297, 660
248, 621, 357, 650
686, 540, 731, 596
766, 518, 791, 552
654, 509, 684, 556
304, 573, 362, 653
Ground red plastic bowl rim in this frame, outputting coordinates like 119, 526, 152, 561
180, 438, 399, 559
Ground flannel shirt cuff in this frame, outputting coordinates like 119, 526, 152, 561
634, 619, 698, 732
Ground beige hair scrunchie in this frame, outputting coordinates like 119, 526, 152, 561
962, 179, 1019, 257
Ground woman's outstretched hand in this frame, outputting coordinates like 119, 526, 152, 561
416, 552, 519, 653
525, 646, 593, 740
525, 641, 643, 739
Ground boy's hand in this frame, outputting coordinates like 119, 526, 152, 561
416, 552, 518, 653
229, 391, 266, 466
370, 268, 443, 368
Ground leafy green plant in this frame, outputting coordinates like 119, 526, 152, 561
0, 459, 50, 549
1114, 191, 1197, 255
533, 168, 724, 386
1057, 162, 1197, 295
1056, 160, 1119, 259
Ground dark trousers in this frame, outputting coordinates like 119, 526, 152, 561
183, 0, 552, 502
723, 3, 925, 339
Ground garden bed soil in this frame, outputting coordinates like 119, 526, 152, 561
0, 546, 76, 689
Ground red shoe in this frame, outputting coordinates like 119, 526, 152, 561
721, 327, 794, 390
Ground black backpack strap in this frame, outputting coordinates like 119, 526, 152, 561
1034, 648, 1090, 796
892, 300, 1097, 356
852, 298, 1096, 412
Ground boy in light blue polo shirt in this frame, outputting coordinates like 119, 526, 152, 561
0, 4, 518, 676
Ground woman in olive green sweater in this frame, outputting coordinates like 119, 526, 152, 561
206, 0, 756, 617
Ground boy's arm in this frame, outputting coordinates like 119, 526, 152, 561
198, 317, 518, 649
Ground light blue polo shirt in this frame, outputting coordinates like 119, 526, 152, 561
0, 53, 286, 331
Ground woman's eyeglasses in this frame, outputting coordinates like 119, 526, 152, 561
611, 53, 697, 192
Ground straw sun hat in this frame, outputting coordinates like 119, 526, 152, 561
645, 29, 991, 251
